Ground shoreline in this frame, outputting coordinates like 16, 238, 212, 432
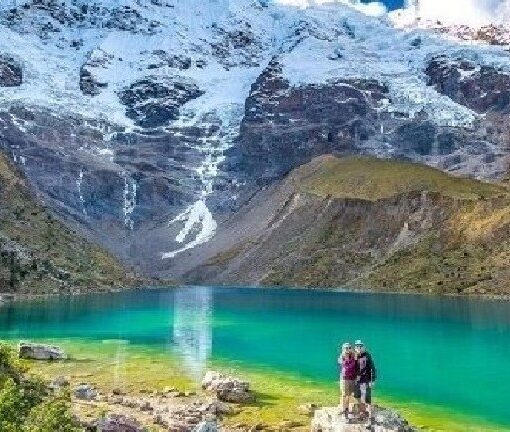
2, 282, 510, 305
1, 338, 508, 432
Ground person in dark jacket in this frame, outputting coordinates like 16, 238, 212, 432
354, 340, 377, 428
338, 342, 356, 421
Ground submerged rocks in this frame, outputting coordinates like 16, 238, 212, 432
0, 55, 22, 87
202, 371, 255, 404
311, 407, 415, 432
18, 342, 66, 360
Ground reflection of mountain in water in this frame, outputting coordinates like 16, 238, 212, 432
172, 287, 212, 380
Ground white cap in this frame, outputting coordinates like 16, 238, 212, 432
354, 339, 364, 346
341, 342, 352, 349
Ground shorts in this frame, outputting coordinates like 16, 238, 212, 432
354, 382, 372, 404
341, 379, 356, 396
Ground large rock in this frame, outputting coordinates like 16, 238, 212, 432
311, 407, 415, 432
202, 371, 255, 404
18, 342, 66, 360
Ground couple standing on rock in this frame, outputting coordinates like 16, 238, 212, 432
338, 340, 377, 429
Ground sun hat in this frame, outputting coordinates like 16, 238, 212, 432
354, 339, 364, 346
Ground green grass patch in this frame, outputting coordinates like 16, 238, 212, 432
296, 156, 505, 201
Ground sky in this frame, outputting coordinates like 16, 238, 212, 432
361, 0, 403, 9
280, 0, 510, 25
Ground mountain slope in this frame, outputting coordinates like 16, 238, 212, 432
0, 152, 136, 294
178, 155, 510, 296
0, 0, 510, 277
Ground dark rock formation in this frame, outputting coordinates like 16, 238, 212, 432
426, 56, 510, 114
80, 66, 107, 96
230, 59, 389, 185
118, 76, 204, 127
0, 55, 22, 87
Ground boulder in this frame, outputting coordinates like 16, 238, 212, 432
311, 407, 415, 432
202, 371, 255, 403
94, 414, 143, 432
74, 384, 97, 401
18, 342, 66, 360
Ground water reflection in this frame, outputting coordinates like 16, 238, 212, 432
171, 287, 212, 380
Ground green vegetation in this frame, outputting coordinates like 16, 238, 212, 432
0, 343, 80, 432
0, 153, 137, 294
296, 155, 505, 201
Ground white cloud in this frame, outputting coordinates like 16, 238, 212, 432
274, 0, 387, 16
397, 0, 510, 26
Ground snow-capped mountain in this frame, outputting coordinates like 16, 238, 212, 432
0, 0, 509, 274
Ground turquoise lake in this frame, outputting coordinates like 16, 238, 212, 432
1, 287, 509, 429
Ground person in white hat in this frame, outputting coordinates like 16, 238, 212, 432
338, 342, 356, 422
354, 340, 377, 429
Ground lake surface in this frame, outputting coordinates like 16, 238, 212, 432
1, 287, 510, 429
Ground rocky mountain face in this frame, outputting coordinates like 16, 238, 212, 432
0, 0, 510, 291
0, 153, 139, 294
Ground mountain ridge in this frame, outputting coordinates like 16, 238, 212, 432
1, 0, 510, 287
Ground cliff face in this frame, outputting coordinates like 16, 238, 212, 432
177, 156, 510, 296
0, 153, 135, 294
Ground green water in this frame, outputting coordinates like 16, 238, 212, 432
1, 287, 509, 429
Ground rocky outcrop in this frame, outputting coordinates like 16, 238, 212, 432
425, 56, 510, 114
118, 76, 204, 127
1, 1, 161, 42
18, 342, 66, 360
202, 371, 255, 404
311, 407, 415, 432
230, 59, 389, 185
79, 49, 112, 96
0, 55, 22, 87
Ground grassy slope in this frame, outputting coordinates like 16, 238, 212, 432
295, 155, 504, 201
0, 153, 136, 294
260, 156, 510, 295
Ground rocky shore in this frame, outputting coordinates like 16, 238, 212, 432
18, 343, 415, 432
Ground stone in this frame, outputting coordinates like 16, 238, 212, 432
311, 407, 415, 432
202, 370, 254, 404
18, 342, 66, 360
74, 384, 97, 401
94, 414, 143, 432
194, 420, 218, 432
0, 293, 15, 304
